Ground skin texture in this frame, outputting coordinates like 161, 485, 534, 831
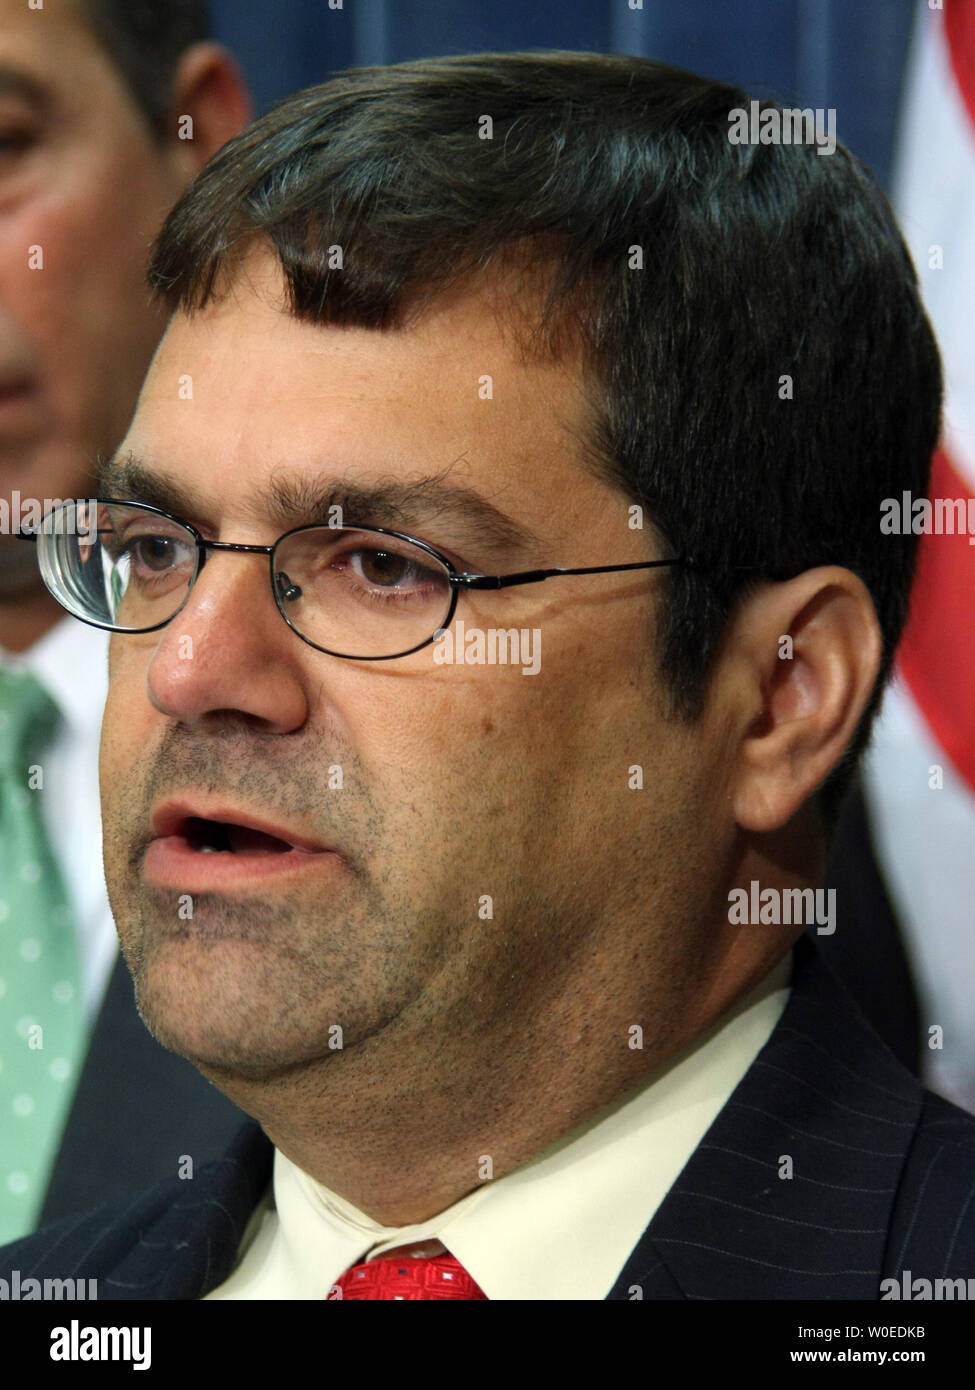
0, 0, 250, 649
100, 246, 883, 1224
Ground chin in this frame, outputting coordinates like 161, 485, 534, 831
130, 941, 338, 1082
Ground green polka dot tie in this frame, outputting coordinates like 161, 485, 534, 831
0, 669, 85, 1242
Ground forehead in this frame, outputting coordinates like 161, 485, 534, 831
128, 247, 601, 540
0, 0, 132, 109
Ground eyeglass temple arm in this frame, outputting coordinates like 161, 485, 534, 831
454, 558, 691, 590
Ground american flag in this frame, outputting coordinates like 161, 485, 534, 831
862, 0, 975, 1112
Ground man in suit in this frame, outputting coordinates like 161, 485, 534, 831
2, 50, 972, 1300
0, 0, 251, 1240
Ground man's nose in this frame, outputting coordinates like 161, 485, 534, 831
144, 547, 310, 732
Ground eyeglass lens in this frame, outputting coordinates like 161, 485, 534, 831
36, 501, 456, 658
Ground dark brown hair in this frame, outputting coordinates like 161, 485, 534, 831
81, 0, 210, 138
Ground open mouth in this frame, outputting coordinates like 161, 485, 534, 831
144, 805, 340, 890
182, 817, 296, 855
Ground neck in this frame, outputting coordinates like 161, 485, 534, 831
198, 913, 791, 1227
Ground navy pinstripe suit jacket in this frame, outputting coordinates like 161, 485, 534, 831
2, 935, 974, 1299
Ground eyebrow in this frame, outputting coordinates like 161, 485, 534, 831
95, 453, 541, 560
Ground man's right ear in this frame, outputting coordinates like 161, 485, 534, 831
721, 567, 883, 835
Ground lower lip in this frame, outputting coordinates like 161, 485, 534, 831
144, 835, 343, 890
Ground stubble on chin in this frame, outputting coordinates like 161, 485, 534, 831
108, 861, 441, 1089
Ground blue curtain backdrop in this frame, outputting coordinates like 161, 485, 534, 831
210, 0, 919, 192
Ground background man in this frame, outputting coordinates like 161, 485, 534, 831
0, 0, 250, 1240
2, 50, 972, 1300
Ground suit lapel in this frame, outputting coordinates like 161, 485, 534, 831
606, 938, 924, 1299
96, 1121, 273, 1300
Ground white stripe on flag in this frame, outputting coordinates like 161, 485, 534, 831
864, 1, 975, 1113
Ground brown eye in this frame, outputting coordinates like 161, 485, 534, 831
133, 536, 178, 572
0, 126, 36, 164
357, 549, 411, 586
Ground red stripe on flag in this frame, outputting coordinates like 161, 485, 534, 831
945, 0, 975, 132
897, 447, 975, 792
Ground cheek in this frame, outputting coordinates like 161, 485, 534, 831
345, 657, 584, 808
1, 161, 169, 393
101, 639, 153, 770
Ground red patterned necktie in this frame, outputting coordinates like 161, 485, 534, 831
329, 1239, 488, 1300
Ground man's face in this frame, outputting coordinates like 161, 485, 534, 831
0, 0, 184, 596
99, 249, 732, 1084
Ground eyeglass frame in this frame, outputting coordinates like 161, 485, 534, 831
16, 497, 695, 662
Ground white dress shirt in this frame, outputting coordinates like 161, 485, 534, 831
0, 616, 115, 1022
207, 951, 792, 1300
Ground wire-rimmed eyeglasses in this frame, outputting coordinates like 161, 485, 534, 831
17, 498, 691, 661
